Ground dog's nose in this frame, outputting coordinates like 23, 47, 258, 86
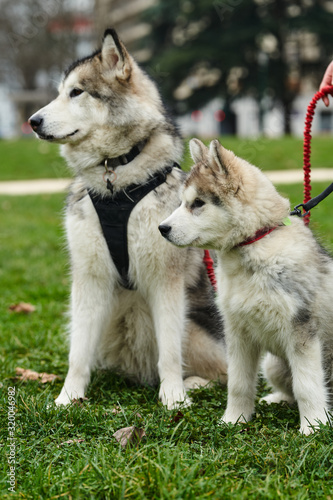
158, 224, 172, 238
29, 115, 43, 132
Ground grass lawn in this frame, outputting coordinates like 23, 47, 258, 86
0, 139, 69, 181
1, 183, 333, 499
0, 135, 333, 181
1, 136, 333, 498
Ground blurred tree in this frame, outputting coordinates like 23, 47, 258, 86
142, 0, 333, 134
0, 0, 79, 90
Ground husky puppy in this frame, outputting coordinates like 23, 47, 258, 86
28, 30, 227, 409
160, 138, 333, 432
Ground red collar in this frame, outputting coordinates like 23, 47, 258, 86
237, 226, 278, 247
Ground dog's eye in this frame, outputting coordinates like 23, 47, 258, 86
70, 88, 84, 98
191, 198, 205, 210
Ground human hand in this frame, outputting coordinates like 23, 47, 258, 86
319, 61, 333, 107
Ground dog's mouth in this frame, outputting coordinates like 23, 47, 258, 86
36, 129, 79, 142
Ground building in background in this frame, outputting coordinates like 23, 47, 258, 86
0, 0, 95, 138
1, 0, 332, 138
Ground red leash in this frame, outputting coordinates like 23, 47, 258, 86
203, 249, 217, 291
303, 85, 333, 224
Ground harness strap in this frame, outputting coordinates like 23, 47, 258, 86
88, 164, 178, 290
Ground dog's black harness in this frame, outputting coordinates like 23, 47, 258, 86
88, 161, 180, 290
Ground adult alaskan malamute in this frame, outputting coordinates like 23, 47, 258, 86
160, 138, 333, 433
28, 30, 227, 409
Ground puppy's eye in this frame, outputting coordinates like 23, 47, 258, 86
191, 198, 205, 210
70, 88, 84, 98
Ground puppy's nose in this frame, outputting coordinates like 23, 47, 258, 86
29, 115, 43, 132
158, 224, 172, 238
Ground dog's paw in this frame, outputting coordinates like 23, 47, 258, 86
259, 391, 294, 405
55, 386, 84, 406
184, 376, 211, 390
159, 383, 191, 410
55, 394, 72, 406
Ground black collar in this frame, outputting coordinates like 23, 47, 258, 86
100, 139, 147, 170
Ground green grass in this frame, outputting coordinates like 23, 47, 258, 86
1, 187, 333, 499
181, 135, 333, 172
0, 139, 69, 180
0, 135, 333, 181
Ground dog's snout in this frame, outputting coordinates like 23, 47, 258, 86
158, 224, 172, 238
29, 115, 43, 132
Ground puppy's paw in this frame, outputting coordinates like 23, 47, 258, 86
220, 408, 251, 426
220, 415, 246, 426
299, 412, 329, 435
300, 424, 314, 436
184, 376, 211, 390
260, 391, 294, 405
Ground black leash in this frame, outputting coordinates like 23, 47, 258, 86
290, 182, 333, 218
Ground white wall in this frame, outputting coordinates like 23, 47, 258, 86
177, 93, 333, 138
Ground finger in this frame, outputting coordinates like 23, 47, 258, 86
319, 61, 333, 90
323, 95, 329, 107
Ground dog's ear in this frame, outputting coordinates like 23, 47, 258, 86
101, 28, 131, 81
189, 138, 208, 164
209, 140, 234, 176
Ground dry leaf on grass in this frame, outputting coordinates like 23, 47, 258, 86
59, 439, 85, 446
103, 406, 122, 417
15, 367, 59, 384
72, 397, 89, 406
171, 410, 184, 423
113, 426, 146, 448
9, 302, 36, 314
112, 406, 122, 415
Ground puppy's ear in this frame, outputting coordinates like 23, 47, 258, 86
101, 28, 131, 81
209, 139, 234, 176
189, 138, 208, 164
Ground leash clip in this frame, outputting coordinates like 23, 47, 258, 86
103, 159, 117, 193
290, 204, 309, 218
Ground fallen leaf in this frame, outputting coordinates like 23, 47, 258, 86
112, 406, 122, 415
59, 439, 85, 446
9, 302, 36, 314
171, 411, 184, 423
15, 367, 59, 384
113, 426, 146, 448
72, 397, 89, 406
40, 372, 59, 383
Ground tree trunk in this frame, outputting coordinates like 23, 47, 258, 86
282, 99, 292, 135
